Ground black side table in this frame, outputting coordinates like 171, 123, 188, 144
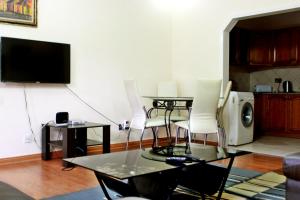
41, 122, 110, 167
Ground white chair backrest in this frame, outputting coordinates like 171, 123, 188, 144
190, 79, 222, 133
219, 81, 232, 109
124, 80, 146, 129
217, 81, 232, 129
158, 81, 178, 97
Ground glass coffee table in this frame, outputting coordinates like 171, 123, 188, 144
64, 144, 246, 200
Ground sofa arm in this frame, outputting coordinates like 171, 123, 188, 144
283, 152, 300, 181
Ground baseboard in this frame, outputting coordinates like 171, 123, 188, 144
0, 137, 214, 166
0, 154, 41, 166
0, 138, 170, 165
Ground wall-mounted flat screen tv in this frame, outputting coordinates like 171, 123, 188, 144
0, 37, 70, 83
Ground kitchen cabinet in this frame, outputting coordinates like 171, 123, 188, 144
273, 28, 298, 66
230, 26, 300, 69
287, 95, 300, 133
229, 27, 248, 65
254, 93, 300, 138
265, 95, 287, 132
248, 31, 274, 66
254, 94, 267, 138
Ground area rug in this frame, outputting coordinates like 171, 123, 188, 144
224, 168, 286, 200
43, 168, 286, 200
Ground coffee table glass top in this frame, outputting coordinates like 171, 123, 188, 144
64, 144, 242, 180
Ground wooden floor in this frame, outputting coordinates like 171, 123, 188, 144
0, 148, 283, 200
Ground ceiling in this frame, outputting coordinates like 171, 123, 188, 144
236, 10, 300, 30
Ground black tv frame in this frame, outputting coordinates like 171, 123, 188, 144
0, 37, 70, 84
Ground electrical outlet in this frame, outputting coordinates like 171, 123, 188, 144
118, 120, 129, 131
123, 120, 129, 130
24, 134, 33, 143
118, 124, 123, 131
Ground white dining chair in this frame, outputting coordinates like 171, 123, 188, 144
175, 79, 222, 146
217, 81, 232, 147
124, 80, 167, 149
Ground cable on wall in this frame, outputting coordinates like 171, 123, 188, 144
23, 85, 41, 149
65, 85, 119, 127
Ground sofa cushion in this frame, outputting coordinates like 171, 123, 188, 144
283, 152, 300, 181
286, 179, 300, 200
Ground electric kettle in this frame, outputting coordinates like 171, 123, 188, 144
283, 81, 293, 93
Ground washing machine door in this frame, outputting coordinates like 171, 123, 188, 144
241, 102, 253, 127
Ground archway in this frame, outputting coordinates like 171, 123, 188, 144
222, 7, 300, 91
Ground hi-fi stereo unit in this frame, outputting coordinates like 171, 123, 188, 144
56, 112, 69, 125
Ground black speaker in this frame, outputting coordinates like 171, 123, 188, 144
56, 112, 69, 124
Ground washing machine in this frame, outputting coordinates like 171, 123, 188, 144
228, 91, 254, 146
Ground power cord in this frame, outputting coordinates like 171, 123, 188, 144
65, 85, 119, 127
49, 128, 63, 159
24, 84, 119, 169
61, 147, 85, 171
24, 86, 54, 149
90, 128, 102, 143
23, 85, 41, 149
91, 128, 100, 136
47, 128, 77, 171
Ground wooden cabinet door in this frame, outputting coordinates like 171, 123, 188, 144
265, 95, 287, 133
254, 94, 267, 137
248, 31, 274, 66
287, 95, 300, 133
254, 94, 300, 138
230, 27, 248, 65
273, 28, 298, 66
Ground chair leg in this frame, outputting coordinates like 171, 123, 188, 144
126, 128, 131, 150
175, 126, 180, 144
140, 128, 145, 149
204, 134, 208, 146
222, 128, 226, 147
187, 129, 192, 146
192, 133, 196, 142
184, 129, 188, 142
183, 129, 187, 144
216, 131, 220, 147
219, 127, 226, 147
151, 127, 158, 148
155, 127, 159, 147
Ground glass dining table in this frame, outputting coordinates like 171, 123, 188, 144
143, 96, 193, 144
64, 144, 247, 200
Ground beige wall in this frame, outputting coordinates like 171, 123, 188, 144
171, 0, 300, 89
0, 0, 172, 158
2, 0, 300, 158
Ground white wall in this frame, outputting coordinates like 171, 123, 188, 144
171, 0, 300, 142
3, 0, 300, 158
0, 0, 172, 158
172, 0, 300, 84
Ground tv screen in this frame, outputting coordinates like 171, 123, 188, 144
0, 37, 70, 83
